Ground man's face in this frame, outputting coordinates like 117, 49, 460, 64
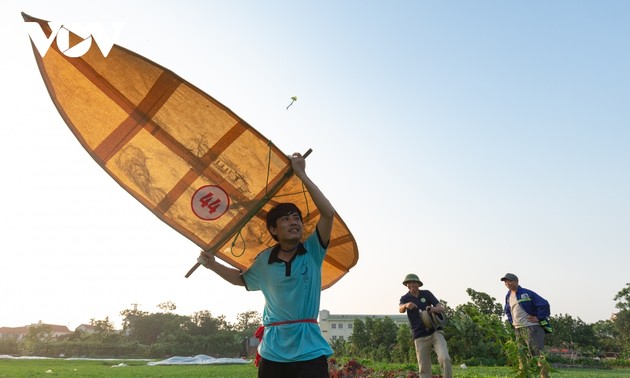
406, 281, 421, 294
270, 212, 303, 242
503, 279, 518, 291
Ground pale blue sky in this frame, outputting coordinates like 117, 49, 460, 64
0, 1, 628, 330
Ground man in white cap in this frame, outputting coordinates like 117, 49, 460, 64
501, 273, 551, 378
399, 273, 452, 378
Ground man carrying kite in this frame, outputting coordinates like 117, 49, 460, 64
197, 151, 334, 378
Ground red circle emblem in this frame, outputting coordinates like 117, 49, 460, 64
191, 185, 230, 220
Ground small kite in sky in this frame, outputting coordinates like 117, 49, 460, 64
286, 96, 298, 110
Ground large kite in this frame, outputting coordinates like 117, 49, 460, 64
22, 13, 358, 288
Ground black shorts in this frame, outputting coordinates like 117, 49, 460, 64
258, 355, 328, 378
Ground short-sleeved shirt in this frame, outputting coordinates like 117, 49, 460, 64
243, 230, 333, 362
399, 290, 441, 339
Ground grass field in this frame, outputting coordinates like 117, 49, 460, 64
0, 359, 255, 377
0, 358, 628, 377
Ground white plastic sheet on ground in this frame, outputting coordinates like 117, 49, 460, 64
0, 355, 51, 359
0, 354, 249, 365
147, 354, 251, 365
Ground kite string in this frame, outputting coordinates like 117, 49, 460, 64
301, 181, 310, 218
265, 142, 272, 196
229, 143, 274, 258
230, 229, 246, 257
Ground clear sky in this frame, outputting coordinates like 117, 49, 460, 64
1, 1, 628, 331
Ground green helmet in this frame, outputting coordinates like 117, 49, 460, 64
402, 273, 423, 287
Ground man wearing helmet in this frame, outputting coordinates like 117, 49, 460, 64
399, 273, 452, 378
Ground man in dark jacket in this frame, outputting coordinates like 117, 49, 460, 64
501, 273, 550, 378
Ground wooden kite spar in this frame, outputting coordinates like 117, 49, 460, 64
23, 13, 358, 289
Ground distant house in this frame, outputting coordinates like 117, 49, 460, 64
0, 324, 72, 340
45, 324, 72, 338
0, 326, 29, 341
75, 324, 97, 334
318, 310, 408, 342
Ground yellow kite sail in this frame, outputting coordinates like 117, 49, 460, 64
23, 13, 358, 289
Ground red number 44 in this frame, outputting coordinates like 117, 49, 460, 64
200, 193, 221, 214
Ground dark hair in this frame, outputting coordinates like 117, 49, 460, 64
266, 203, 302, 241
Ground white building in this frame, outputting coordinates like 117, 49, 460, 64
318, 309, 408, 342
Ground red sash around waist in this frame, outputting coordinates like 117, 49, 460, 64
254, 318, 318, 367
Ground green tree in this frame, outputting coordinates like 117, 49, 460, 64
547, 313, 597, 356
86, 316, 122, 343
330, 338, 348, 357
592, 319, 621, 357
0, 337, 19, 355
186, 310, 240, 357
234, 310, 261, 336
466, 288, 504, 316
348, 318, 369, 357
120, 305, 148, 334
22, 321, 53, 356
190, 310, 229, 335
391, 323, 415, 363
90, 317, 115, 334
157, 301, 177, 312
369, 317, 398, 362
614, 283, 630, 311
346, 317, 400, 362
445, 290, 508, 365
613, 283, 630, 357
233, 310, 262, 357
25, 321, 53, 343
126, 312, 183, 345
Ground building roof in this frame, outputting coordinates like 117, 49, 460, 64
0, 324, 71, 335
0, 326, 28, 335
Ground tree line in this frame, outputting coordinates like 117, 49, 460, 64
0, 303, 262, 359
332, 283, 630, 368
1, 284, 628, 367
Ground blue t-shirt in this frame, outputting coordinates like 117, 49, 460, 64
243, 231, 333, 362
